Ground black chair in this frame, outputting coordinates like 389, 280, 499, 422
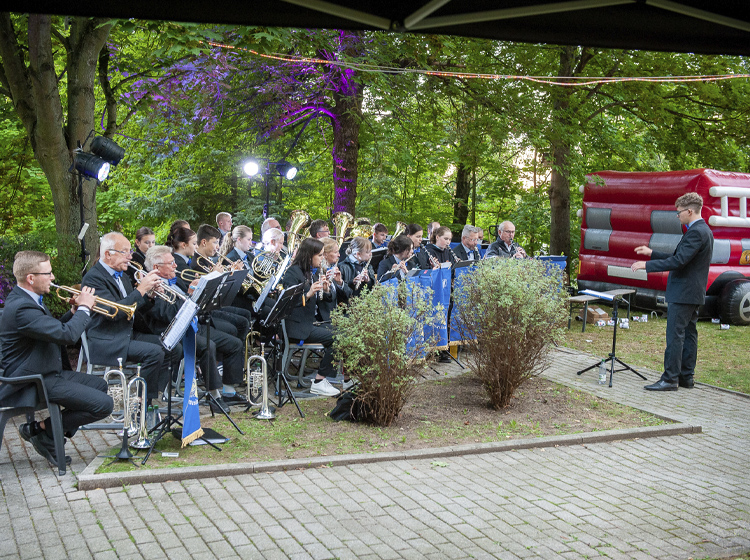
0, 374, 68, 476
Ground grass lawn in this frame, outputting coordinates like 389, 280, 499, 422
564, 305, 749, 394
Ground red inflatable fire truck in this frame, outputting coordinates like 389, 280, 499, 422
577, 169, 750, 325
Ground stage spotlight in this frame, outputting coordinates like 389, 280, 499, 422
74, 152, 110, 182
276, 161, 298, 180
243, 160, 260, 176
91, 136, 125, 165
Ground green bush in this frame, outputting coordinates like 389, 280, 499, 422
452, 258, 566, 409
0, 232, 83, 317
331, 282, 439, 426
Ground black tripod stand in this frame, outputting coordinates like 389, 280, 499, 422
577, 295, 647, 386
255, 283, 306, 418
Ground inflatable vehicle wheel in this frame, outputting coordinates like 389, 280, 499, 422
719, 279, 750, 326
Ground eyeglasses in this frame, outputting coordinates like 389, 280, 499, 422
502, 230, 516, 234
30, 272, 53, 276
109, 249, 134, 256
155, 261, 177, 268
676, 209, 690, 216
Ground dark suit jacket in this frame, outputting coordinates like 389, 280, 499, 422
452, 244, 481, 262
0, 287, 90, 407
485, 240, 525, 258
225, 248, 253, 269
174, 254, 191, 293
81, 261, 154, 365
425, 243, 454, 265
646, 219, 714, 305
281, 265, 333, 340
377, 255, 416, 279
339, 257, 375, 297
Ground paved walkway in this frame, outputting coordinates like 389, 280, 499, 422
1, 348, 749, 560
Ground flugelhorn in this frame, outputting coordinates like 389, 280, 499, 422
393, 221, 407, 239
179, 268, 205, 282
51, 283, 136, 320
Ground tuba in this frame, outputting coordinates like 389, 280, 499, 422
348, 223, 373, 241
286, 209, 311, 257
393, 221, 407, 239
331, 211, 354, 248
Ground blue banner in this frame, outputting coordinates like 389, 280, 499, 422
181, 317, 203, 447
449, 264, 477, 344
430, 266, 450, 349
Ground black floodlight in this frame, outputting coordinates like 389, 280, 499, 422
91, 136, 125, 165
74, 151, 110, 182
276, 161, 298, 180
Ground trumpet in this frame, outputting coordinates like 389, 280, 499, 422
128, 263, 187, 305
179, 268, 205, 282
51, 283, 136, 320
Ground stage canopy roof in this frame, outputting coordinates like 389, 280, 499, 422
20, 1, 750, 56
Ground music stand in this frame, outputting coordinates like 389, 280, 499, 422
576, 290, 647, 386
369, 248, 387, 276
257, 283, 306, 418
193, 269, 247, 434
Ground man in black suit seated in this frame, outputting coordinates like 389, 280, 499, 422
452, 225, 482, 262
485, 221, 528, 259
82, 232, 167, 405
632, 192, 714, 391
0, 251, 113, 468
142, 245, 247, 410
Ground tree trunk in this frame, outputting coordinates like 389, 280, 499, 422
331, 31, 363, 215
0, 14, 111, 263
549, 46, 576, 274
453, 162, 471, 231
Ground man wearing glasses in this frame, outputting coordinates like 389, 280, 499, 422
631, 192, 714, 391
82, 232, 167, 405
0, 251, 113, 468
485, 221, 528, 259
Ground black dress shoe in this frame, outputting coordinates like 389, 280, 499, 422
222, 392, 249, 405
18, 422, 36, 443
644, 380, 678, 391
209, 397, 230, 414
30, 431, 71, 467
679, 378, 694, 388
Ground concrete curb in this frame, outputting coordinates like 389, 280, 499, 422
77, 421, 701, 491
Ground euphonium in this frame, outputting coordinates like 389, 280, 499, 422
332, 211, 354, 248
51, 283, 136, 320
393, 221, 407, 239
287, 209, 311, 257
348, 223, 373, 241
104, 358, 128, 428
246, 344, 275, 420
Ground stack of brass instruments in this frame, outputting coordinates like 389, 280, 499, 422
287, 209, 311, 257
332, 211, 354, 248
51, 283, 136, 320
246, 344, 275, 420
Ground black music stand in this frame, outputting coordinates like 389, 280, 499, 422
576, 291, 647, 386
194, 269, 247, 434
257, 283, 306, 418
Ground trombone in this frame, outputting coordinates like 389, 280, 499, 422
51, 283, 136, 320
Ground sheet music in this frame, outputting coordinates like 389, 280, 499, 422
191, 270, 223, 302
161, 299, 198, 351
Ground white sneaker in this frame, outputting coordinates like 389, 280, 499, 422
342, 378, 356, 391
310, 378, 340, 397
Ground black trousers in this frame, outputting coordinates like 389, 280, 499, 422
130, 332, 167, 401
298, 324, 335, 378
196, 325, 244, 390
662, 302, 699, 383
43, 370, 114, 437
